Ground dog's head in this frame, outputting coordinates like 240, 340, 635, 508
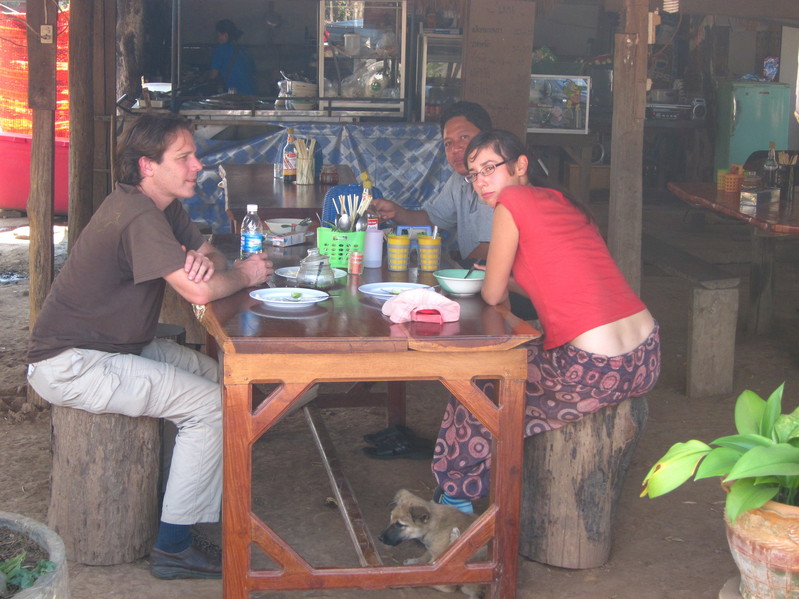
378, 489, 434, 546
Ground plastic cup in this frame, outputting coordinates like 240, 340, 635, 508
386, 234, 411, 271
296, 157, 315, 185
417, 235, 442, 271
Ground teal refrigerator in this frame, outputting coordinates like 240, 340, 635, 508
714, 80, 790, 174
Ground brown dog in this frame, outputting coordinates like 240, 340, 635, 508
378, 489, 485, 599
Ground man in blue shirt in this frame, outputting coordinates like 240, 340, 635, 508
209, 19, 256, 95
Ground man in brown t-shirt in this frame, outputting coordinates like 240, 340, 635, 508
27, 113, 273, 579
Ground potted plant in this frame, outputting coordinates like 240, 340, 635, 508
641, 383, 799, 599
0, 511, 69, 599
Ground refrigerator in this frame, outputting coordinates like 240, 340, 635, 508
714, 81, 791, 174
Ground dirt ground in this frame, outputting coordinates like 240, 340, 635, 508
2, 192, 799, 599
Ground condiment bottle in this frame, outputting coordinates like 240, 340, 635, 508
363, 218, 383, 269
282, 127, 297, 182
320, 165, 339, 185
763, 141, 779, 188
240, 204, 264, 260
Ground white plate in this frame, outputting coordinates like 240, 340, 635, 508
275, 266, 347, 280
358, 282, 431, 301
250, 287, 330, 309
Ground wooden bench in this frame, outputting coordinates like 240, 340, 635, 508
642, 233, 740, 398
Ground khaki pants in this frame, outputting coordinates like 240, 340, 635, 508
28, 339, 221, 525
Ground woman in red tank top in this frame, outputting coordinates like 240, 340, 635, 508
431, 130, 660, 513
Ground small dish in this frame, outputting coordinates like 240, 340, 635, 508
358, 282, 431, 301
249, 287, 329, 309
275, 266, 347, 281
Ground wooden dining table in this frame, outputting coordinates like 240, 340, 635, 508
223, 164, 357, 233
199, 233, 540, 599
667, 181, 799, 334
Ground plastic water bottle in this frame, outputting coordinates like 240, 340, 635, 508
240, 204, 264, 260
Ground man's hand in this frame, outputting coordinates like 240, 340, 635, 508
370, 198, 399, 222
183, 246, 215, 282
233, 252, 274, 287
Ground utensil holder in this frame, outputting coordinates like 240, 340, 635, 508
723, 173, 743, 194
317, 228, 365, 268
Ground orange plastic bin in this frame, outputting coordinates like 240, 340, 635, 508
0, 134, 69, 215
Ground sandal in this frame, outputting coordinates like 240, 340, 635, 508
362, 437, 434, 460
362, 424, 416, 446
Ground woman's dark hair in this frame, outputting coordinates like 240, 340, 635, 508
115, 113, 194, 186
216, 19, 243, 42
440, 101, 493, 135
464, 129, 594, 222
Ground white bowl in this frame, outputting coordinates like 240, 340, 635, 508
265, 218, 310, 234
433, 269, 485, 296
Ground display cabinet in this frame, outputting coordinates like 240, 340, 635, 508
417, 33, 462, 122
527, 75, 591, 134
318, 0, 407, 118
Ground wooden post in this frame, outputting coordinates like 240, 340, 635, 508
519, 397, 649, 569
462, 0, 536, 138
68, 0, 95, 245
26, 0, 58, 409
607, 0, 648, 294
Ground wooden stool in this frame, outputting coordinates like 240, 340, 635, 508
48, 324, 186, 566
49, 407, 160, 565
519, 396, 648, 569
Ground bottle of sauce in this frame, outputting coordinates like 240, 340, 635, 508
763, 141, 779, 188
282, 127, 297, 182
240, 204, 264, 260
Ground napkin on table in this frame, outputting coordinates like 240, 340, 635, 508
381, 288, 460, 324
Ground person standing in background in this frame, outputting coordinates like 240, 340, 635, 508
209, 19, 256, 95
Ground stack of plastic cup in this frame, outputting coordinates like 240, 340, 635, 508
417, 235, 442, 271
386, 234, 411, 271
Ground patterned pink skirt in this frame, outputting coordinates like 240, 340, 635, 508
431, 324, 661, 500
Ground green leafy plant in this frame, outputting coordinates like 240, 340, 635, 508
0, 551, 56, 593
641, 383, 799, 523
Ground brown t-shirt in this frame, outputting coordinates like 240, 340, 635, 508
27, 184, 206, 363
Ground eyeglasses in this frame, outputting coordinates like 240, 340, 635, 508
464, 160, 509, 183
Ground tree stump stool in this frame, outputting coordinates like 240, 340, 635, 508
519, 396, 648, 569
49, 406, 161, 565
47, 323, 186, 566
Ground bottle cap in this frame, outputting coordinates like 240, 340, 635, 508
247, 204, 258, 212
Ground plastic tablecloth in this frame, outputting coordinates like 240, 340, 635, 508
183, 122, 451, 232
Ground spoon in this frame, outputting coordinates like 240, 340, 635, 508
464, 259, 484, 279
336, 213, 352, 232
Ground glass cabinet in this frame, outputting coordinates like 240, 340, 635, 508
417, 33, 462, 122
318, 0, 407, 118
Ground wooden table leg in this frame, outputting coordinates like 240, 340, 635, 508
222, 382, 252, 599
490, 377, 526, 599
747, 229, 776, 335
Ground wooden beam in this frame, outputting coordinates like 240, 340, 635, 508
607, 0, 648, 293
69, 0, 94, 245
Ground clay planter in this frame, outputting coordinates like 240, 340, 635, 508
0, 511, 70, 599
725, 501, 799, 599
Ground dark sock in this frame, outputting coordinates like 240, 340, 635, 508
154, 522, 191, 553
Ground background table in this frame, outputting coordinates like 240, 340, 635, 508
224, 164, 355, 233
201, 235, 539, 599
667, 181, 798, 334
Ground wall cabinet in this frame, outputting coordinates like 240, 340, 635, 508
417, 33, 462, 122
318, 0, 407, 118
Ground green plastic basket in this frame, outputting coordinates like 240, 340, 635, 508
316, 228, 366, 268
